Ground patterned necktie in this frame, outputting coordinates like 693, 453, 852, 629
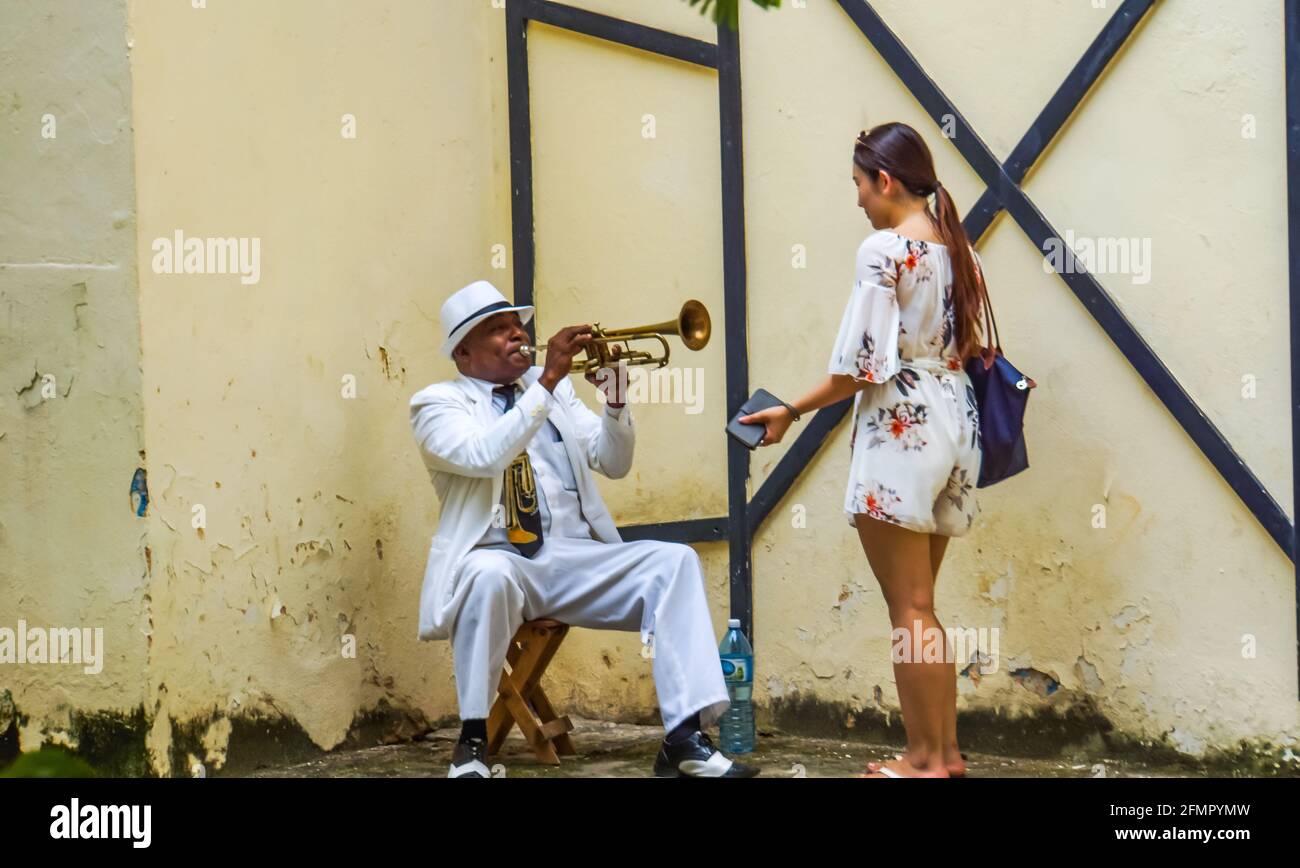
493, 383, 518, 411
494, 384, 543, 557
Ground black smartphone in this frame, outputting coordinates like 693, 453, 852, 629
726, 388, 785, 450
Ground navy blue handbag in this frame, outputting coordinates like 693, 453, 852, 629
964, 280, 1036, 488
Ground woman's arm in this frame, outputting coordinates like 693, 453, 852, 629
739, 374, 869, 446
744, 234, 903, 447
789, 374, 868, 417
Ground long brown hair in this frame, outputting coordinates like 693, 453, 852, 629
853, 123, 986, 360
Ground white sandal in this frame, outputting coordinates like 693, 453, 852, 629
858, 759, 905, 778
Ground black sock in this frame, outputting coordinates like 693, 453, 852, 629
459, 718, 487, 744
665, 712, 701, 745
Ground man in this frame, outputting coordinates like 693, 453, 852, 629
410, 280, 758, 778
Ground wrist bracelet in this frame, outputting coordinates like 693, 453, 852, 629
778, 398, 801, 422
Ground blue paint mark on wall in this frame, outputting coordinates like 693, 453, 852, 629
1010, 668, 1061, 697
129, 468, 148, 517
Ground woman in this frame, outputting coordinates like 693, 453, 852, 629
741, 122, 988, 778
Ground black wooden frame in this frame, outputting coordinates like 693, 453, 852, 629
507, 0, 1300, 675
505, 0, 752, 628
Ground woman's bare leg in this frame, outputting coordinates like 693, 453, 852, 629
928, 534, 965, 776
854, 514, 949, 777
866, 531, 966, 776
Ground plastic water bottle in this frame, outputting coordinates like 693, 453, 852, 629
718, 618, 754, 753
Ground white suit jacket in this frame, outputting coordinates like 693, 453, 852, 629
409, 366, 635, 641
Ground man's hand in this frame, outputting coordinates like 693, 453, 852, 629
584, 346, 626, 408
585, 366, 627, 408
537, 325, 593, 393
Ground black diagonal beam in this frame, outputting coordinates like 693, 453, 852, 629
821, 0, 1294, 562
747, 400, 852, 537
1285, 0, 1300, 694
749, 2, 1156, 544
964, 0, 1157, 242
522, 0, 719, 68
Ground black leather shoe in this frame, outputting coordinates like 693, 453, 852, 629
653, 731, 760, 778
448, 737, 492, 778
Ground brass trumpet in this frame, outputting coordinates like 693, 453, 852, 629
517, 299, 711, 373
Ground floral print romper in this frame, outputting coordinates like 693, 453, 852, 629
828, 230, 983, 536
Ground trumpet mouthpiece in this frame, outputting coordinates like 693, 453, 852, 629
515, 344, 536, 357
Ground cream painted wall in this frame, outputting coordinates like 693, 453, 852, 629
5, 0, 1297, 771
739, 0, 1297, 757
0, 0, 148, 755
128, 0, 501, 773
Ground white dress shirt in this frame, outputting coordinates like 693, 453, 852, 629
468, 375, 625, 547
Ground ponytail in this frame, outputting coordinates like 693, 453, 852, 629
931, 183, 986, 361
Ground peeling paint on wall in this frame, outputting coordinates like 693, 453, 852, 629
1075, 654, 1104, 693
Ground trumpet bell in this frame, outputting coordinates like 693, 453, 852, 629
676, 299, 710, 351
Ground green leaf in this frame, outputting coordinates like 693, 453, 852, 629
683, 0, 782, 30
0, 747, 99, 778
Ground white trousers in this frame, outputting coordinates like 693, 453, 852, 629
449, 536, 731, 734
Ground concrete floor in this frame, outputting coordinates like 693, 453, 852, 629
246, 716, 1212, 778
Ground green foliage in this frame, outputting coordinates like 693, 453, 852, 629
0, 747, 99, 778
683, 0, 781, 30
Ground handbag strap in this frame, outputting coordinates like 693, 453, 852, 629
972, 248, 1001, 353
970, 250, 1036, 388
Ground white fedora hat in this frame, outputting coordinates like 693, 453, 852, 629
439, 280, 534, 358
